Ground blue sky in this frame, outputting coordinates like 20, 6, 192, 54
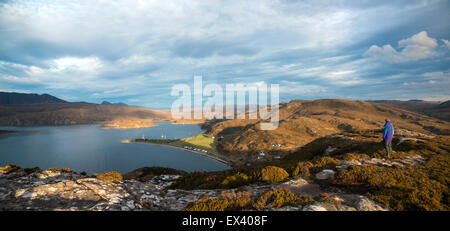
0, 0, 449, 108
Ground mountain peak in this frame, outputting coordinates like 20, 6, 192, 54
101, 101, 128, 106
0, 92, 66, 105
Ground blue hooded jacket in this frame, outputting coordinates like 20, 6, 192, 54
383, 121, 394, 140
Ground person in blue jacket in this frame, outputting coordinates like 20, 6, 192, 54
382, 119, 394, 158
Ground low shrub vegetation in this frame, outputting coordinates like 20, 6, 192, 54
24, 167, 42, 174
61, 167, 72, 173
173, 131, 450, 211
95, 171, 123, 183
314, 193, 341, 206
0, 164, 20, 174
289, 156, 341, 178
341, 153, 370, 161
220, 172, 250, 188
170, 165, 289, 190
186, 191, 252, 211
313, 156, 341, 168
290, 161, 313, 177
334, 164, 448, 210
253, 188, 313, 210
260, 166, 289, 183
48, 167, 60, 172
124, 166, 186, 182
186, 188, 313, 211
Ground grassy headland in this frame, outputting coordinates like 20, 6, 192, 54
127, 133, 231, 165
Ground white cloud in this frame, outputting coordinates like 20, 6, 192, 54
364, 31, 439, 63
422, 71, 450, 80
322, 70, 365, 86
51, 57, 103, 73
279, 81, 327, 95
442, 39, 450, 49
324, 70, 356, 79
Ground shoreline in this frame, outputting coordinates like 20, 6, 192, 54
122, 139, 232, 166
0, 130, 17, 134
100, 119, 157, 130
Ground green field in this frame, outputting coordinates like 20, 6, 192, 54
172, 133, 217, 154
132, 133, 229, 162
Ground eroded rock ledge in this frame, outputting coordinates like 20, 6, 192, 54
0, 166, 387, 211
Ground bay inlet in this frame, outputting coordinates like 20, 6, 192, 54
0, 122, 230, 174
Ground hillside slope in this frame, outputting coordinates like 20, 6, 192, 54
205, 99, 450, 165
0, 103, 170, 126
371, 100, 450, 122
0, 92, 170, 126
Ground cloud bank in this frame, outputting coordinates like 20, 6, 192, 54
0, 0, 449, 107
365, 31, 439, 63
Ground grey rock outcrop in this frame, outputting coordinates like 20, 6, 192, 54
0, 167, 387, 211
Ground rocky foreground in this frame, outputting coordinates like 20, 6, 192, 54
0, 165, 389, 211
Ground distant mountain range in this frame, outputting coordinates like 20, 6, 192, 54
1, 92, 449, 127
0, 92, 169, 126
370, 100, 450, 122
101, 101, 128, 106
0, 92, 66, 105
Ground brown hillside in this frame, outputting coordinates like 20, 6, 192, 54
0, 103, 170, 126
372, 100, 450, 122
207, 99, 450, 165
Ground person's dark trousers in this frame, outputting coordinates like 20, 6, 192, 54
384, 139, 392, 158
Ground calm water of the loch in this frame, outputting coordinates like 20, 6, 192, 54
0, 122, 230, 174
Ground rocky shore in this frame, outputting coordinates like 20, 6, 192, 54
0, 130, 16, 134
0, 165, 387, 211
